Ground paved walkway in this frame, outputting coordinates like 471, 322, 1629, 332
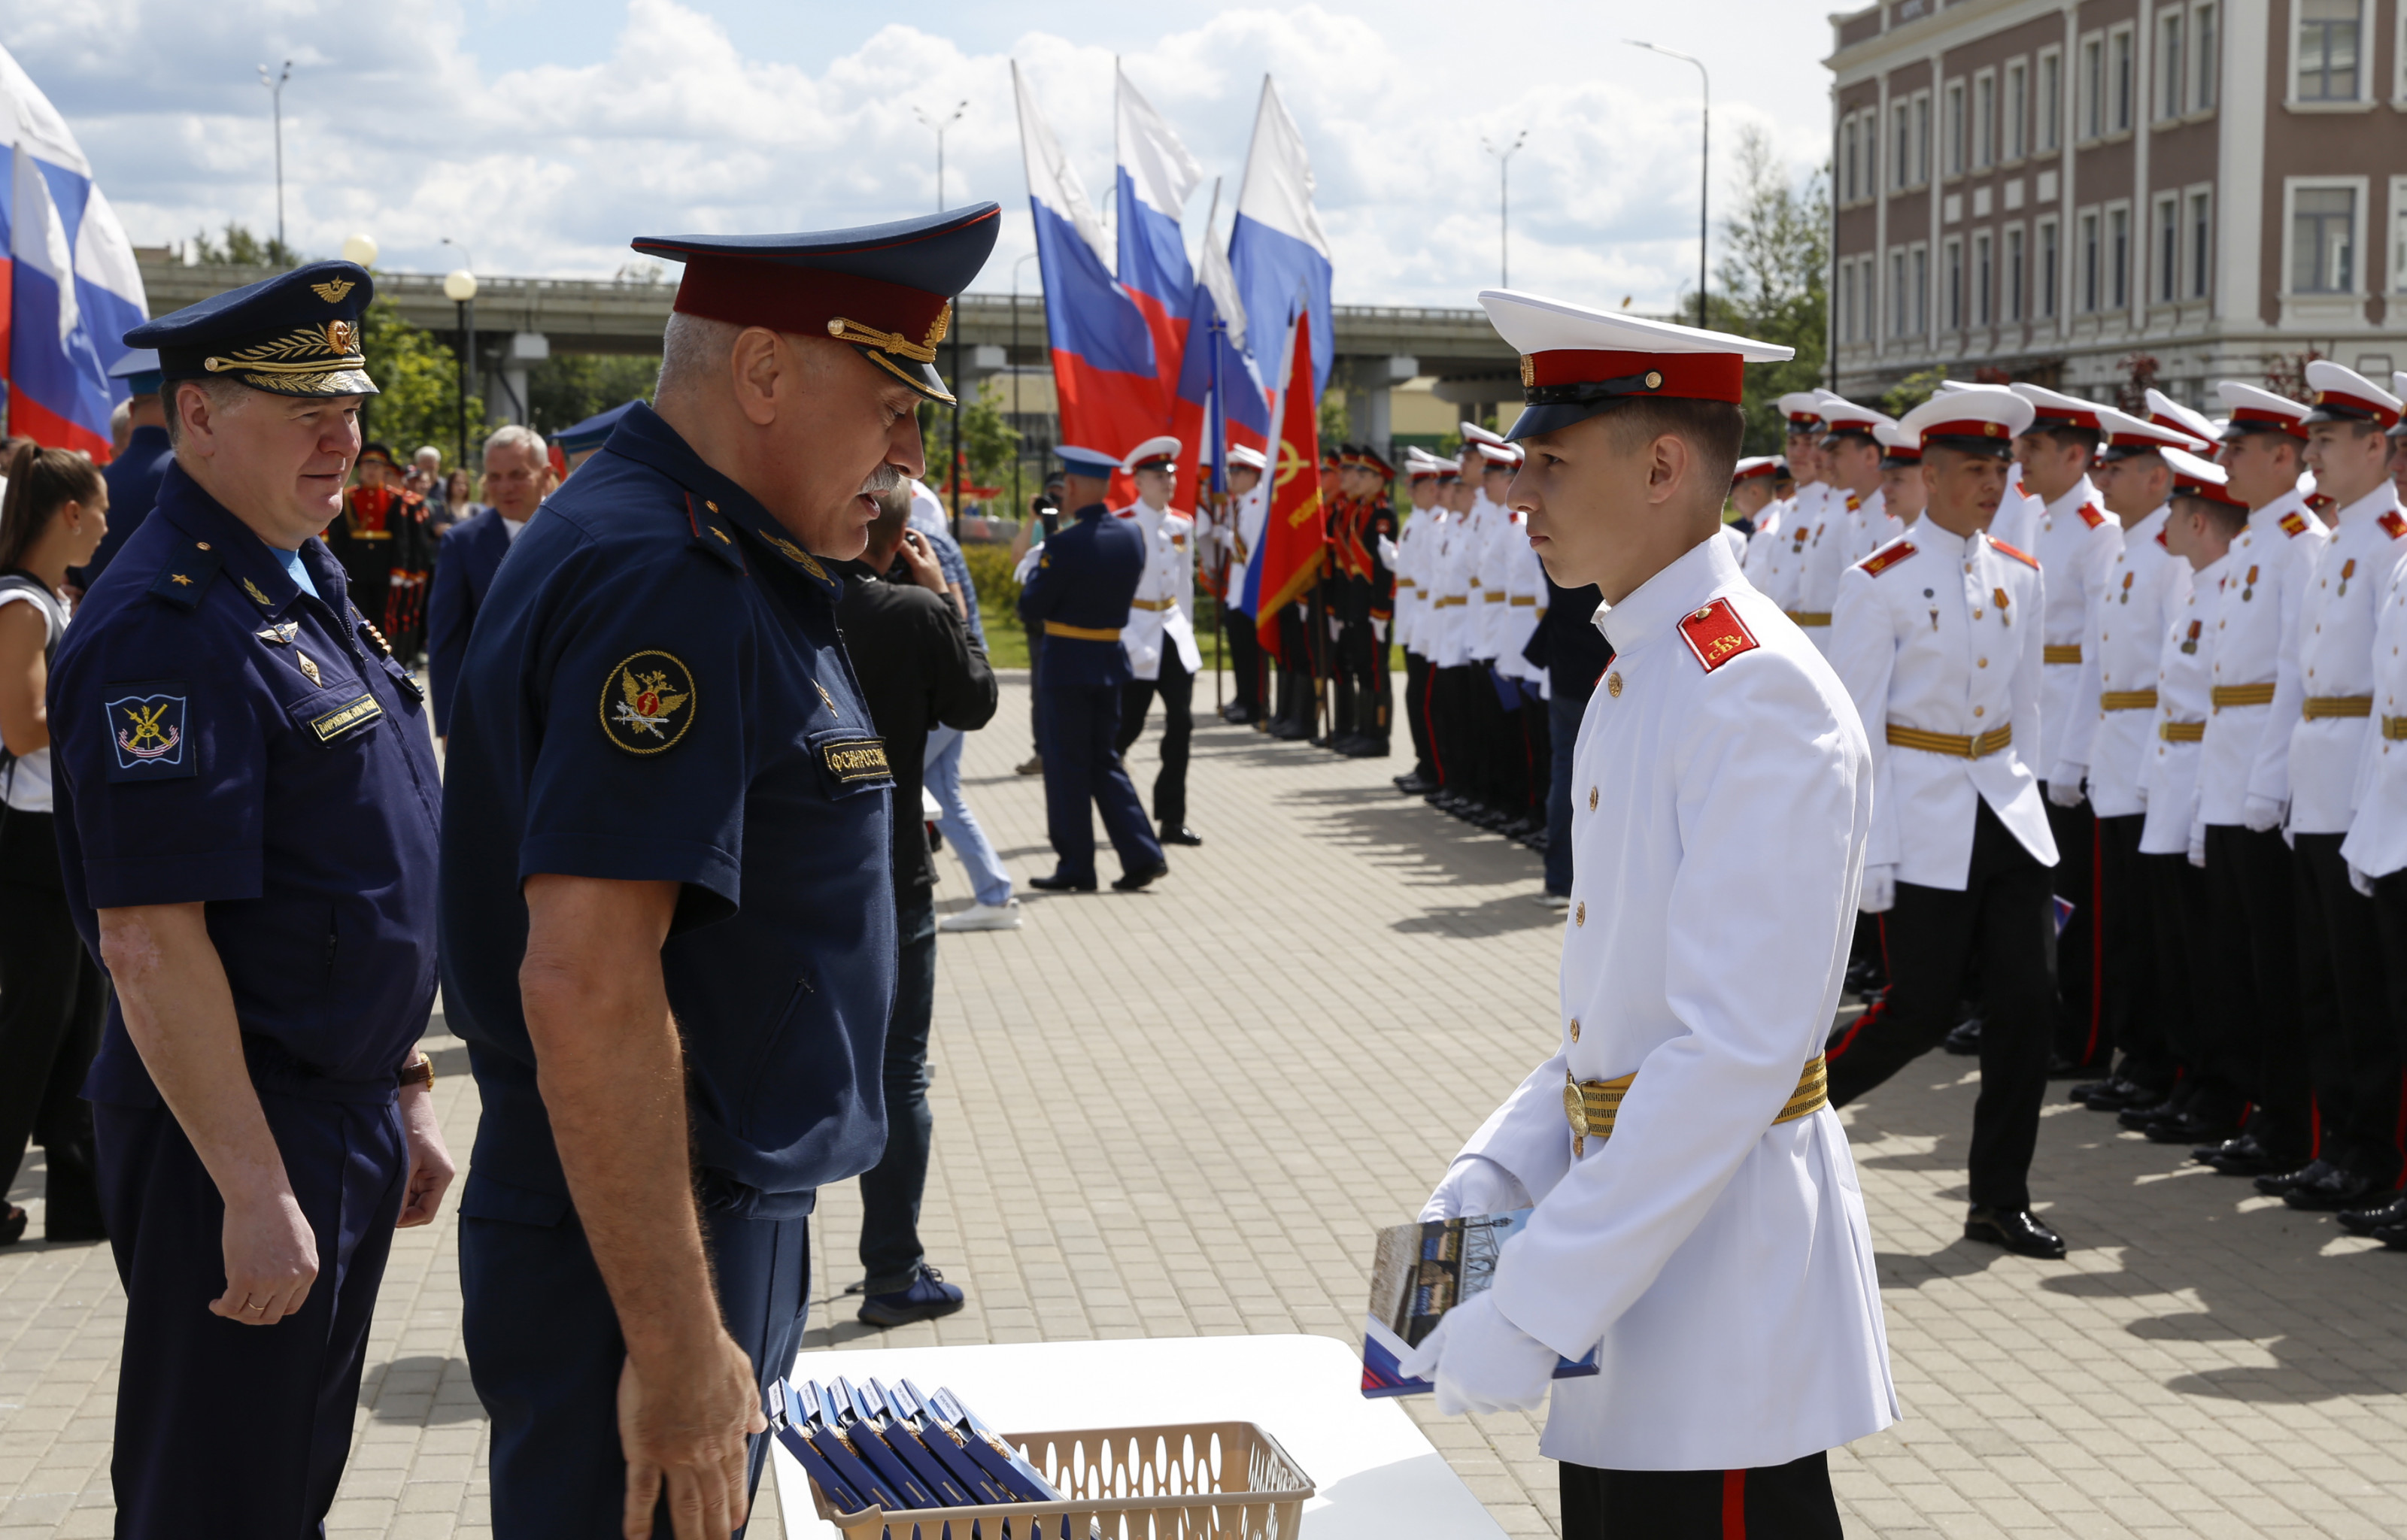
5, 671, 2405, 1538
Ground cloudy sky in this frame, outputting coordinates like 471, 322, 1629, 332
8, 0, 1838, 312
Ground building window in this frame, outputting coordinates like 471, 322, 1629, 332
1892, 248, 1909, 335
1893, 102, 1911, 189
2291, 185, 2357, 292
2007, 226, 2026, 320
2039, 217, 2061, 317
2190, 189, 2213, 299
2395, 185, 2407, 293
2296, 0, 2363, 102
1974, 230, 1993, 326
2040, 49, 2063, 150
1914, 92, 1932, 183
2111, 26, 2136, 130
2082, 35, 2105, 138
2160, 9, 2186, 118
2005, 59, 2028, 158
2157, 195, 2181, 302
2081, 210, 2101, 311
1944, 237, 1963, 328
1974, 74, 1994, 167
1946, 80, 1966, 176
1913, 245, 1929, 334
2195, 3, 2218, 109
2110, 205, 2130, 308
1847, 115, 1864, 202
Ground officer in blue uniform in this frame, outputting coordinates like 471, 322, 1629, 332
48, 261, 451, 1539
439, 205, 1000, 1539
71, 348, 175, 589
1021, 444, 1168, 893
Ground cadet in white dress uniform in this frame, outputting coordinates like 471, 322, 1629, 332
2181, 383, 2330, 1172
1874, 422, 1926, 529
1427, 457, 1481, 811
1109, 437, 1205, 846
1823, 388, 2069, 1260
1762, 396, 1830, 623
1731, 456, 1785, 590
2257, 364, 2407, 1211
2055, 406, 2210, 1117
1214, 444, 1270, 726
1404, 293, 1891, 1540
1393, 450, 1451, 793
1815, 396, 1902, 565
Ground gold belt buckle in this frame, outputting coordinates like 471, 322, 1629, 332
1564, 1073, 1592, 1158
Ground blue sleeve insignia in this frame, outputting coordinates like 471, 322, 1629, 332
104, 682, 196, 781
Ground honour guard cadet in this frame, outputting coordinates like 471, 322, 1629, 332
2254, 363, 2407, 1210
74, 350, 174, 589
1333, 445, 1399, 756
1874, 422, 1926, 529
2002, 383, 2123, 1074
437, 207, 1000, 1538
322, 442, 438, 662
1395, 449, 1449, 793
1109, 435, 1204, 847
1426, 453, 1480, 813
1404, 292, 1890, 1537
1824, 387, 2069, 1259
2055, 406, 2208, 1117
50, 261, 451, 1539
1216, 443, 1270, 724
1815, 397, 1902, 565
2178, 382, 2327, 1172
1023, 444, 1170, 893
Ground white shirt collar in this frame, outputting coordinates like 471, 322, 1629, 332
1595, 530, 1745, 651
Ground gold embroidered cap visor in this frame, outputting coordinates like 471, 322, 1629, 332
630, 205, 1003, 407
125, 259, 381, 400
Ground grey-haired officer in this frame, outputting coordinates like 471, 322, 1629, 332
49, 262, 450, 1538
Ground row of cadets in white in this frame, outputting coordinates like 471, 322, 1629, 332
2056, 402, 2206, 821
1763, 392, 1835, 629
2010, 383, 2126, 782
1829, 389, 2059, 896
2137, 448, 2230, 857
1113, 437, 1203, 681
2195, 384, 2328, 843
1495, 471, 1550, 695
1737, 458, 1788, 596
1389, 450, 1447, 656
1468, 440, 1522, 664
2342, 375, 2407, 883
1818, 393, 1905, 566
1425, 453, 1477, 670
1784, 391, 1897, 649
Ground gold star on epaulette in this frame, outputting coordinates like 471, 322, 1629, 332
169, 573, 193, 587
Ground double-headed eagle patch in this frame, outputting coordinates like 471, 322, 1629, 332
601, 650, 695, 754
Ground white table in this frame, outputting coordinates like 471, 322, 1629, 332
773, 1333, 1507, 1538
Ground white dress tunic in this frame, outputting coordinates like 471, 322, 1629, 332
1459, 535, 1897, 1472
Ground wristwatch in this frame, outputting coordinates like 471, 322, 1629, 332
398, 1053, 435, 1091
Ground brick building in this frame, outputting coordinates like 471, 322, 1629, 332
1825, 0, 2406, 409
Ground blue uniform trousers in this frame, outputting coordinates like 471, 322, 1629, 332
95, 1093, 406, 1540
1037, 684, 1163, 882
461, 1180, 811, 1538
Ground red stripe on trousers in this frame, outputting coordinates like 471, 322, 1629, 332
1423, 666, 1444, 781
1826, 915, 1889, 1063
2086, 820, 2104, 1061
1722, 1469, 1747, 1538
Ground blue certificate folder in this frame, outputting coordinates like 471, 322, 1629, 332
1360, 1208, 1600, 1398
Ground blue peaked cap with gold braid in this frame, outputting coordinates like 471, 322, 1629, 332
126, 259, 378, 399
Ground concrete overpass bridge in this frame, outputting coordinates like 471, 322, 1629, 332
135, 253, 1526, 445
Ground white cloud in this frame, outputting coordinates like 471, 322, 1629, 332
8, 0, 1835, 312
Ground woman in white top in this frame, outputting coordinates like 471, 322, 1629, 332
0, 442, 108, 1247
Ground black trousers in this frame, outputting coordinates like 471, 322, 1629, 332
1402, 650, 1434, 778
2096, 814, 2172, 1090
1458, 664, 1515, 810
1225, 608, 1264, 717
1334, 614, 1388, 741
1274, 607, 1316, 734
2293, 832, 2400, 1183
1827, 799, 2056, 1210
1113, 650, 1194, 830
857, 893, 938, 1293
2141, 850, 2248, 1122
2044, 793, 2105, 1066
1559, 1451, 1841, 1539
2373, 869, 2407, 1179
2202, 823, 2308, 1158
1432, 665, 1477, 793
0, 814, 105, 1226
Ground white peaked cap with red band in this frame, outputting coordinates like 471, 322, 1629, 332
1732, 455, 1783, 481
1899, 386, 2033, 450
2144, 387, 2218, 445
2009, 381, 2108, 432
1122, 435, 1180, 473
2301, 359, 2403, 429
2095, 404, 2208, 455
1476, 288, 1791, 442
1224, 443, 1267, 471
2215, 380, 2311, 441
2163, 445, 2242, 505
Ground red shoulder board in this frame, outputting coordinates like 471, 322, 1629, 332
1859, 541, 1918, 578
2155, 529, 2169, 547
1677, 598, 1759, 673
2279, 511, 2309, 537
2380, 510, 2406, 540
2078, 502, 2105, 529
1990, 538, 2040, 569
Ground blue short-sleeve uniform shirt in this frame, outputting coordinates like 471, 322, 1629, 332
439, 403, 897, 1209
50, 462, 445, 1105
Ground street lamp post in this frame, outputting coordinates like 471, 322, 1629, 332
442, 249, 478, 471
258, 60, 293, 253
1011, 250, 1038, 523
1627, 40, 1710, 329
913, 99, 970, 214
1480, 130, 1528, 288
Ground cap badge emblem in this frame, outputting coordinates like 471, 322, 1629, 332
923, 301, 953, 350
323, 320, 357, 355
1519, 356, 1536, 387
1644, 371, 1664, 390
311, 279, 356, 304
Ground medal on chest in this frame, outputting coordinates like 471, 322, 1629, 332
1993, 586, 2011, 626
2181, 620, 2201, 655
2119, 570, 2134, 605
2242, 565, 2257, 602
2338, 557, 2356, 597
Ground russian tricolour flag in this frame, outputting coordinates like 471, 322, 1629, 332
1168, 193, 1270, 527
0, 46, 147, 459
1228, 77, 1332, 402
1115, 65, 1203, 434
1013, 61, 1167, 471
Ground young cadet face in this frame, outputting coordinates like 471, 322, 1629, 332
1134, 466, 1174, 508
177, 383, 366, 550
1880, 462, 1927, 521
2097, 453, 2172, 520
1786, 432, 1820, 480
1918, 446, 2011, 538
1512, 411, 1718, 605
1826, 434, 1883, 493
1226, 464, 1261, 496
2217, 432, 2302, 510
2010, 429, 2090, 502
2305, 420, 2389, 507
1410, 477, 1438, 510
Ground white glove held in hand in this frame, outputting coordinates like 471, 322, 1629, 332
2187, 824, 2207, 869
1419, 1156, 1531, 1223
2242, 795, 2284, 835
2351, 862, 2378, 899
1377, 534, 1401, 568
1859, 863, 1896, 914
1392, 1291, 1559, 1417
2047, 773, 2087, 808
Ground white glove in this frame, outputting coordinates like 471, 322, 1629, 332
1392, 1290, 1559, 1417
2242, 795, 2284, 834
2350, 861, 2378, 899
1329, 614, 1343, 641
1859, 863, 1896, 914
2187, 823, 2207, 868
1372, 617, 1389, 643
1377, 534, 1401, 568
1419, 1155, 1532, 1223
2046, 771, 2087, 808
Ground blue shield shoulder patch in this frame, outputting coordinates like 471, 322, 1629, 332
104, 682, 197, 781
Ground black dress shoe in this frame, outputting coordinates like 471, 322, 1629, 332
1160, 823, 1203, 847
1110, 861, 1169, 892
2284, 1163, 2381, 1211
1338, 737, 1390, 758
1219, 703, 1258, 724
2254, 1157, 2333, 1198
2338, 1193, 2407, 1236
1028, 872, 1097, 893
1965, 1206, 2067, 1259
2047, 1052, 2101, 1078
2076, 1077, 2160, 1113
1500, 814, 1541, 839
1942, 1017, 1984, 1055
2193, 1132, 2294, 1173
2141, 1108, 2236, 1147
1267, 718, 1308, 741
2377, 1223, 2407, 1250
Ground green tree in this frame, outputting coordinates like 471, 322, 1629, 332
1317, 391, 1349, 445
1684, 125, 1829, 455
525, 353, 657, 437
190, 222, 299, 268
1877, 367, 1951, 420
919, 378, 1021, 502
356, 296, 481, 465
